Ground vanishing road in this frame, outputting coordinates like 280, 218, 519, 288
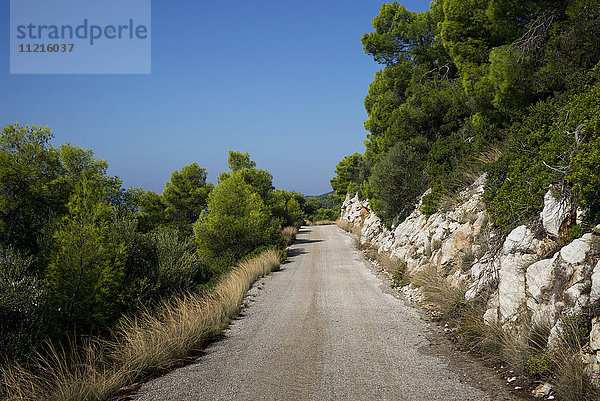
136, 225, 518, 401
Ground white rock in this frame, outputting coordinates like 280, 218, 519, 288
526, 257, 557, 303
541, 189, 571, 238
560, 234, 592, 265
502, 225, 539, 255
547, 321, 564, 351
498, 253, 529, 321
465, 258, 497, 300
591, 260, 600, 303
473, 173, 487, 190
590, 317, 600, 352
483, 307, 499, 326
564, 283, 588, 307
533, 383, 552, 398
530, 301, 557, 329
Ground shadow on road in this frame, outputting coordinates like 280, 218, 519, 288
293, 238, 323, 245
286, 247, 307, 261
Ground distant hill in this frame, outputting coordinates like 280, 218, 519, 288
306, 191, 340, 210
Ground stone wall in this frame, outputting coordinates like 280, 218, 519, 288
340, 175, 600, 377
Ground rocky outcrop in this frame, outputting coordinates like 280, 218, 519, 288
340, 175, 600, 379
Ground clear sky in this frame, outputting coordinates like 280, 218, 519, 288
1, 0, 429, 196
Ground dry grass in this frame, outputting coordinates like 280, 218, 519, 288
552, 315, 600, 401
335, 219, 362, 239
312, 220, 336, 226
2, 249, 281, 401
281, 226, 299, 245
455, 302, 599, 400
412, 264, 466, 318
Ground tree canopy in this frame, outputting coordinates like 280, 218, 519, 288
332, 0, 600, 231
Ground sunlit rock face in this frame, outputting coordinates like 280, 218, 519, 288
340, 176, 600, 374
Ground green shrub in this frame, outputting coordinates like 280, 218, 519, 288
0, 248, 47, 363
370, 142, 428, 227
391, 261, 407, 288
312, 208, 340, 222
194, 172, 279, 270
527, 351, 553, 377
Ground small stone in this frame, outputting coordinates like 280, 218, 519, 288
514, 386, 522, 390
533, 382, 552, 398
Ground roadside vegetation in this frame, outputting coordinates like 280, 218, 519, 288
0, 127, 311, 399
331, 0, 600, 233
332, 1, 600, 397
2, 249, 281, 401
413, 265, 599, 401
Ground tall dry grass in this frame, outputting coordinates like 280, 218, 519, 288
281, 226, 299, 245
2, 249, 281, 401
412, 264, 467, 318
336, 219, 362, 239
415, 265, 600, 400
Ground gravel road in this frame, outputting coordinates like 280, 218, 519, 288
135, 225, 519, 401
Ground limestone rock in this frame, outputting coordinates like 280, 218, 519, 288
560, 234, 592, 265
541, 190, 571, 238
591, 260, 600, 303
483, 307, 498, 326
526, 256, 557, 304
590, 317, 600, 352
533, 383, 552, 398
502, 225, 539, 255
498, 253, 530, 321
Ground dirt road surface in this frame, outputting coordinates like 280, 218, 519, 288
135, 225, 519, 401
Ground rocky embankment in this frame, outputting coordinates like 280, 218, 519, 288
340, 175, 600, 380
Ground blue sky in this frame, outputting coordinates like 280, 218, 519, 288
1, 0, 429, 195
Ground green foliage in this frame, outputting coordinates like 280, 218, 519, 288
137, 163, 212, 234
0, 248, 46, 363
527, 351, 553, 377
330, 153, 371, 202
162, 163, 212, 233
306, 192, 340, 210
218, 151, 274, 204
312, 208, 339, 222
560, 313, 591, 348
391, 261, 407, 288
270, 189, 305, 228
0, 131, 292, 367
332, 0, 600, 230
369, 142, 428, 227
194, 172, 279, 269
151, 227, 206, 295
226, 150, 256, 171
0, 124, 62, 254
485, 80, 600, 231
46, 177, 127, 333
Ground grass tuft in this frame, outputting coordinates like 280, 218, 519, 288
412, 264, 467, 318
281, 226, 299, 245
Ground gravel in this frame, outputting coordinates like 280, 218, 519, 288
135, 225, 519, 401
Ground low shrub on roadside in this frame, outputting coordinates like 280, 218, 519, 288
1, 249, 281, 401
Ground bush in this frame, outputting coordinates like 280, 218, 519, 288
312, 208, 340, 222
0, 249, 46, 363
485, 82, 600, 232
151, 227, 206, 296
194, 172, 279, 269
369, 142, 428, 227
391, 261, 407, 288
